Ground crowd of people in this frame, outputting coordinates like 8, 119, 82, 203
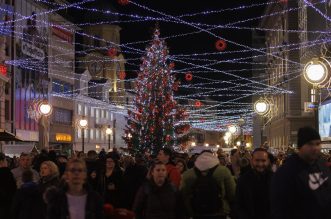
0, 126, 331, 219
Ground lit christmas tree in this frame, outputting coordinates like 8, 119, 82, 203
123, 28, 190, 155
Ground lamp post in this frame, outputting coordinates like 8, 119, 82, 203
238, 117, 245, 146
228, 126, 238, 146
106, 127, 113, 151
79, 118, 88, 152
253, 98, 271, 148
38, 101, 52, 150
304, 57, 330, 129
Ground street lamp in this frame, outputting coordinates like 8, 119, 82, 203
304, 57, 331, 129
38, 101, 52, 150
254, 99, 270, 116
39, 102, 52, 116
238, 117, 246, 146
303, 58, 329, 86
228, 125, 238, 134
106, 127, 113, 150
78, 118, 88, 152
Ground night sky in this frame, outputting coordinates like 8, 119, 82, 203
69, 0, 269, 103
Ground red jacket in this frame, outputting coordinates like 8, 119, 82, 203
166, 163, 181, 188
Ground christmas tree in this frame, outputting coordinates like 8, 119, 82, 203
123, 28, 190, 155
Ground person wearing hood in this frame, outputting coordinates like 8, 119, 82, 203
235, 148, 273, 219
157, 147, 181, 188
271, 127, 331, 219
180, 150, 236, 219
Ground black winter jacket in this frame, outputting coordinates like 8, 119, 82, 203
11, 182, 44, 219
46, 186, 104, 219
133, 180, 184, 219
271, 154, 331, 219
0, 167, 16, 219
236, 169, 273, 219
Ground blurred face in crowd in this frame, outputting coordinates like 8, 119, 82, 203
19, 155, 31, 169
176, 162, 184, 173
251, 151, 270, 173
0, 159, 7, 168
66, 162, 87, 187
157, 150, 169, 164
299, 139, 321, 163
40, 163, 51, 177
106, 158, 115, 170
151, 164, 167, 186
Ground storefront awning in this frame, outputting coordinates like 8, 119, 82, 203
0, 129, 23, 141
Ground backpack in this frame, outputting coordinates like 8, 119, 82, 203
191, 165, 223, 216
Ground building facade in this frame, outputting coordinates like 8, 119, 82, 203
259, 0, 314, 148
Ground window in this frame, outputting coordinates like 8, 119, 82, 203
90, 129, 94, 140
91, 108, 95, 117
78, 104, 82, 115
84, 106, 88, 116
53, 108, 73, 125
96, 129, 100, 139
96, 109, 100, 118
77, 128, 82, 138
106, 111, 109, 119
84, 129, 88, 139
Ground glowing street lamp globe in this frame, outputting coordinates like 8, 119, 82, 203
79, 119, 88, 128
39, 102, 52, 116
304, 58, 329, 85
254, 100, 270, 115
228, 125, 238, 134
106, 128, 113, 135
225, 132, 231, 137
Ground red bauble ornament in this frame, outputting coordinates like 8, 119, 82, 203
195, 101, 202, 107
119, 71, 126, 80
169, 62, 175, 69
117, 0, 129, 6
103, 204, 114, 216
173, 83, 179, 91
185, 72, 193, 81
108, 47, 117, 58
150, 126, 155, 133
165, 135, 171, 142
215, 39, 227, 51
0, 64, 7, 76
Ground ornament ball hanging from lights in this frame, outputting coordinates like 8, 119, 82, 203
215, 39, 227, 51
117, 0, 129, 6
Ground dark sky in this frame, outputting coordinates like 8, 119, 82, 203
70, 0, 269, 102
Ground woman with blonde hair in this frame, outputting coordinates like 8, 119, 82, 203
39, 160, 60, 194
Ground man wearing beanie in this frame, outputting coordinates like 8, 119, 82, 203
180, 150, 236, 219
271, 127, 331, 219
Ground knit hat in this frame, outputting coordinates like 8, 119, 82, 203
194, 151, 220, 171
297, 127, 321, 148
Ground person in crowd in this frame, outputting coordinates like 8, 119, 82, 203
157, 147, 181, 188
181, 150, 236, 219
0, 153, 16, 219
32, 149, 49, 172
121, 154, 148, 209
98, 152, 123, 207
39, 160, 60, 194
227, 149, 241, 178
12, 153, 40, 188
175, 158, 187, 174
57, 155, 68, 177
86, 150, 101, 191
133, 160, 184, 219
47, 158, 104, 219
11, 169, 44, 219
236, 148, 273, 219
271, 127, 331, 219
